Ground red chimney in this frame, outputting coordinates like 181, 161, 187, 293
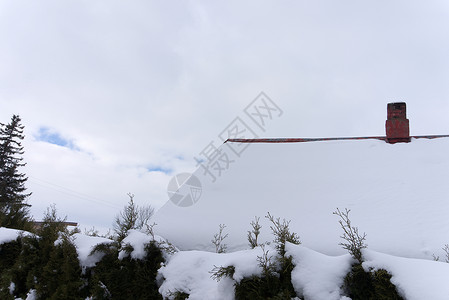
386, 102, 410, 144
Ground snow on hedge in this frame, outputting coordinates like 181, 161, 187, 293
363, 249, 449, 300
285, 243, 353, 300
0, 227, 30, 244
118, 229, 172, 260
71, 233, 114, 268
158, 245, 275, 299
158, 244, 449, 300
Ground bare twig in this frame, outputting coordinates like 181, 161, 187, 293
212, 224, 229, 253
248, 216, 262, 249
333, 208, 367, 263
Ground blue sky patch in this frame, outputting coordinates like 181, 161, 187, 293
147, 166, 172, 174
36, 127, 76, 150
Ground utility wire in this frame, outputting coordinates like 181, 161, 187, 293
28, 176, 122, 210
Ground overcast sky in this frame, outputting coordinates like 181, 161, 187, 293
1, 0, 449, 231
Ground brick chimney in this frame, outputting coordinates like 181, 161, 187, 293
386, 102, 410, 144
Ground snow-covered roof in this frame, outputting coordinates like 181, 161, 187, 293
153, 137, 449, 259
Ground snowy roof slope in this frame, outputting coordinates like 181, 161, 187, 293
153, 138, 449, 259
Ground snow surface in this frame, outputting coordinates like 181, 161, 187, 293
154, 138, 449, 259
151, 138, 449, 299
119, 229, 155, 260
0, 227, 30, 244
15, 289, 37, 300
363, 249, 449, 300
285, 243, 353, 300
71, 233, 114, 268
158, 245, 275, 300
118, 229, 171, 260
25, 289, 37, 300
158, 243, 449, 300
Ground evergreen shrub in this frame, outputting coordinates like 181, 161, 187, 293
214, 212, 300, 299
344, 263, 404, 300
90, 241, 164, 299
335, 208, 404, 300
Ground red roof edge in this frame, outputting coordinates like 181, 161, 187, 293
225, 135, 449, 144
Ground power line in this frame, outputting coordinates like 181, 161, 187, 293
28, 176, 122, 210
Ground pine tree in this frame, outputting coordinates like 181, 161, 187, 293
113, 193, 154, 243
113, 193, 139, 243
0, 115, 31, 229
39, 237, 83, 300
